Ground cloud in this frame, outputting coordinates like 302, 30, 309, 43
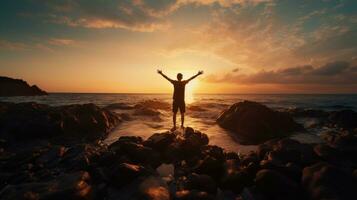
205, 61, 357, 85
0, 40, 29, 51
48, 38, 77, 46
39, 0, 179, 32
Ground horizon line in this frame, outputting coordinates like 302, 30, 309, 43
47, 92, 357, 95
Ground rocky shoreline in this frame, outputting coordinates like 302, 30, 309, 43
0, 101, 356, 199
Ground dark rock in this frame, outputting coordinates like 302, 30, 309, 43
0, 76, 47, 96
0, 102, 120, 142
302, 162, 357, 200
175, 190, 216, 200
224, 151, 240, 161
313, 144, 340, 163
144, 132, 176, 151
178, 173, 217, 194
109, 140, 160, 167
0, 171, 92, 199
109, 163, 150, 188
255, 169, 301, 200
183, 128, 209, 147
220, 170, 253, 193
193, 155, 224, 181
328, 110, 357, 129
217, 101, 302, 144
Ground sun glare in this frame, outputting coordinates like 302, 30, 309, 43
186, 79, 199, 104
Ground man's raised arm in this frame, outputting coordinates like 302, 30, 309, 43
157, 69, 174, 83
186, 70, 204, 82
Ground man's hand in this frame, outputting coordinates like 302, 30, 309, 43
157, 69, 162, 74
198, 70, 204, 75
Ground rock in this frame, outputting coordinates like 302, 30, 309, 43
328, 110, 357, 129
0, 171, 92, 199
183, 128, 209, 147
109, 163, 150, 188
217, 101, 302, 144
313, 144, 340, 163
193, 155, 225, 181
0, 76, 47, 96
220, 170, 253, 193
178, 173, 217, 194
175, 190, 216, 200
255, 169, 301, 200
302, 162, 357, 200
138, 176, 170, 200
104, 103, 134, 110
0, 102, 120, 142
109, 140, 160, 167
144, 132, 176, 151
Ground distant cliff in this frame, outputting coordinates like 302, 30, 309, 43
0, 76, 47, 96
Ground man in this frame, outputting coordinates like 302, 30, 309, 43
157, 69, 204, 130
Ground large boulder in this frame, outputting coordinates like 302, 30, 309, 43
0, 102, 120, 141
217, 101, 302, 144
0, 76, 47, 96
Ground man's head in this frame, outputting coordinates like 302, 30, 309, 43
177, 73, 183, 81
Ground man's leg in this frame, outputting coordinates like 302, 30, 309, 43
180, 111, 184, 128
180, 101, 186, 128
173, 111, 177, 129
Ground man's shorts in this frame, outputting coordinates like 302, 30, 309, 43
173, 100, 185, 113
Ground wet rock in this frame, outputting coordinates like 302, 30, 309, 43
255, 169, 301, 200
193, 155, 224, 181
109, 163, 150, 188
0, 171, 92, 199
217, 101, 302, 144
110, 140, 160, 167
313, 144, 340, 164
144, 132, 176, 151
175, 190, 216, 200
0, 102, 120, 142
220, 170, 253, 193
178, 173, 217, 194
183, 128, 209, 147
224, 151, 240, 161
138, 176, 170, 200
302, 162, 357, 200
328, 110, 357, 129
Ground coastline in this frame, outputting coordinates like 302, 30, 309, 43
0, 101, 356, 199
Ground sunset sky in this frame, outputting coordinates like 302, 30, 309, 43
1, 0, 356, 93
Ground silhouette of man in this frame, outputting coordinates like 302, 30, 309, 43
157, 69, 203, 130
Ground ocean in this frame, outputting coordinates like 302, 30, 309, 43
1, 93, 356, 153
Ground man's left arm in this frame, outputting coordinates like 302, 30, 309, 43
186, 70, 204, 83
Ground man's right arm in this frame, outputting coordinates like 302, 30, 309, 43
157, 69, 174, 83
